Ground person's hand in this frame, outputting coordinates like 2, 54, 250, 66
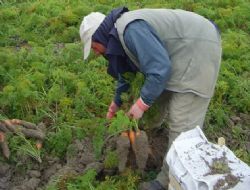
106, 101, 119, 119
127, 98, 149, 119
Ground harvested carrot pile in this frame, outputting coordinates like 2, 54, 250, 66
0, 119, 45, 159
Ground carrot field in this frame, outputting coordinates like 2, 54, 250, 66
0, 0, 249, 189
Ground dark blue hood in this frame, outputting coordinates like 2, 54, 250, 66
92, 7, 138, 79
92, 7, 128, 49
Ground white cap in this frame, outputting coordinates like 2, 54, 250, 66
79, 12, 105, 60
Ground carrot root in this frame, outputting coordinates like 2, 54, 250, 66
129, 130, 136, 145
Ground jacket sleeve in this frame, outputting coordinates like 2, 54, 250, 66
123, 20, 171, 106
114, 74, 130, 107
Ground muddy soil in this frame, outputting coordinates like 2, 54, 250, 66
145, 127, 169, 172
213, 174, 241, 190
206, 113, 250, 153
0, 137, 102, 190
203, 151, 242, 190
1, 112, 248, 190
115, 130, 150, 173
0, 126, 169, 190
132, 130, 149, 171
116, 134, 130, 173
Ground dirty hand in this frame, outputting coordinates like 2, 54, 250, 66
128, 98, 149, 119
106, 101, 119, 119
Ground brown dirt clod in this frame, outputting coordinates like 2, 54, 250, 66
132, 130, 149, 171
116, 134, 130, 173
0, 141, 10, 159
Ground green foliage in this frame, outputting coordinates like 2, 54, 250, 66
222, 30, 249, 60
122, 72, 145, 103
0, 6, 19, 20
104, 151, 119, 169
47, 84, 65, 104
8, 134, 26, 162
66, 169, 97, 190
234, 149, 250, 164
66, 169, 140, 190
95, 169, 140, 190
108, 110, 134, 135
45, 125, 72, 158
60, 26, 79, 43
7, 133, 41, 163
1, 0, 250, 188
92, 124, 106, 159
73, 118, 107, 159
16, 132, 42, 163
120, 72, 160, 129
211, 158, 230, 174
45, 184, 58, 190
74, 127, 86, 140
58, 9, 79, 26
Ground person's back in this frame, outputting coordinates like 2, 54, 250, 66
116, 9, 219, 42
116, 9, 221, 98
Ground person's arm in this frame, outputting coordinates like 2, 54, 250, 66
124, 20, 171, 106
114, 74, 130, 107
106, 53, 132, 119
106, 73, 130, 119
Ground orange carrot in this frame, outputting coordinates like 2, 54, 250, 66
36, 142, 42, 150
11, 119, 37, 129
36, 140, 43, 150
1, 142, 10, 159
11, 119, 21, 125
0, 132, 5, 142
3, 120, 12, 127
129, 130, 136, 145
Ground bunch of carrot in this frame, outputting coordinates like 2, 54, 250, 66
0, 119, 45, 159
121, 129, 140, 145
